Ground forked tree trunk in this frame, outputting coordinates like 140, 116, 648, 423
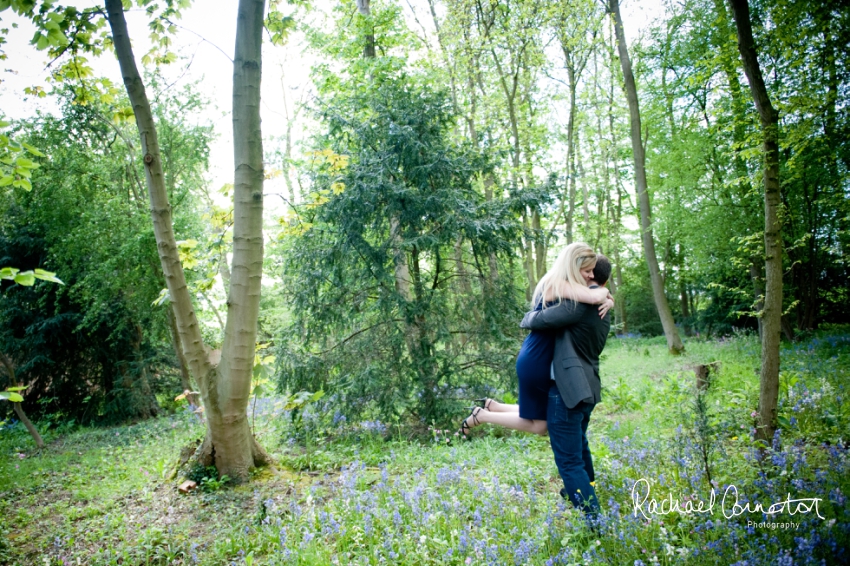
105, 0, 270, 481
609, 0, 684, 354
729, 0, 782, 444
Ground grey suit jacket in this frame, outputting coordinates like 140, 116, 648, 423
520, 300, 610, 409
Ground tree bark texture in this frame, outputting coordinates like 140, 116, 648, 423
105, 0, 212, 389
729, 0, 783, 444
106, 0, 270, 480
609, 0, 684, 354
205, 0, 273, 478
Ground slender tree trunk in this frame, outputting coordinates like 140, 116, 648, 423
132, 323, 159, 418
605, 27, 627, 332
356, 0, 376, 57
749, 259, 765, 341
105, 0, 211, 381
0, 352, 44, 449
390, 216, 413, 300
565, 64, 577, 244
556, 14, 594, 245
730, 0, 783, 444
167, 307, 198, 407
483, 176, 500, 285
357, 1, 411, 301
277, 62, 301, 207
577, 135, 591, 234
522, 211, 535, 300
612, 195, 627, 332
609, 0, 684, 354
105, 0, 269, 480
408, 246, 438, 418
678, 255, 691, 337
713, 0, 764, 341
12, 403, 44, 449
532, 208, 545, 280
209, 0, 273, 477
220, 250, 232, 295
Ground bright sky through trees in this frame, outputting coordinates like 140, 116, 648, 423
0, 0, 660, 200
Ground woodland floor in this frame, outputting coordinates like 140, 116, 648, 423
1, 330, 848, 565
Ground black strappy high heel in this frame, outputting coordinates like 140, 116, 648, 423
473, 398, 493, 411
459, 406, 483, 439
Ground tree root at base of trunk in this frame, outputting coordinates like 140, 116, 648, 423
190, 433, 273, 483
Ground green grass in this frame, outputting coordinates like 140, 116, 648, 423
1, 329, 848, 565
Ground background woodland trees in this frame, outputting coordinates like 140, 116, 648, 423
1, 0, 847, 430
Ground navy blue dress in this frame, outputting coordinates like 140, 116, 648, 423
516, 301, 555, 420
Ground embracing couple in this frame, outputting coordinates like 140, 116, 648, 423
461, 242, 613, 519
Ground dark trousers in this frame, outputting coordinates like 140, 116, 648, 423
547, 384, 599, 516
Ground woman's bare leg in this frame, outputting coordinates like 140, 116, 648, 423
483, 398, 519, 413
463, 407, 547, 436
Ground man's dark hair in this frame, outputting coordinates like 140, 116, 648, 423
593, 254, 612, 286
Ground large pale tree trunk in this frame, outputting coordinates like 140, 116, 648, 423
105, 0, 270, 481
729, 0, 783, 443
609, 0, 684, 354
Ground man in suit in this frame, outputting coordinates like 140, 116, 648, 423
519, 256, 612, 518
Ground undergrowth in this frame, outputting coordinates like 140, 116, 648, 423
0, 330, 847, 565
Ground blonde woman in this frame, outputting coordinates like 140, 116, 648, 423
460, 243, 613, 437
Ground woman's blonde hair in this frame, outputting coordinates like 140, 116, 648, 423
531, 242, 596, 308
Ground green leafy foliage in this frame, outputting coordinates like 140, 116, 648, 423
0, 119, 43, 192
275, 70, 530, 425
0, 390, 23, 402
621, 0, 850, 337
0, 87, 210, 423
0, 267, 63, 286
185, 463, 230, 492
